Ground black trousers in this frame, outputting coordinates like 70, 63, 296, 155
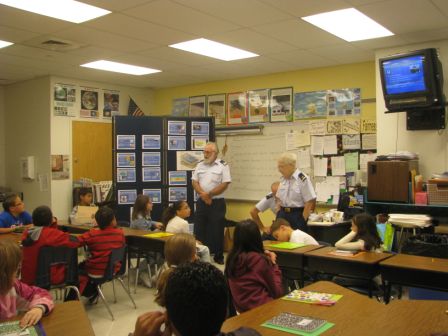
277, 208, 308, 232
194, 198, 226, 259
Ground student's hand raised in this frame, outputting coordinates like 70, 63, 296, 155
20, 307, 44, 328
133, 311, 171, 336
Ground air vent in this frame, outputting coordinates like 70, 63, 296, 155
39, 38, 82, 51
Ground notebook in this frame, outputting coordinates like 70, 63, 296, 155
0, 321, 45, 336
262, 312, 334, 335
144, 232, 174, 238
265, 242, 305, 250
73, 205, 98, 225
283, 290, 343, 306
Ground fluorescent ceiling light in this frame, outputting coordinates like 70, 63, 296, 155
302, 8, 393, 42
81, 60, 161, 76
0, 40, 13, 49
0, 0, 110, 23
169, 38, 258, 61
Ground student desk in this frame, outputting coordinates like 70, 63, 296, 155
380, 253, 448, 303
222, 281, 448, 336
304, 247, 392, 296
0, 232, 22, 244
308, 221, 352, 245
264, 242, 322, 288
1, 301, 94, 336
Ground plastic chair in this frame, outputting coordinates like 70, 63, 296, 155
35, 246, 81, 300
89, 246, 137, 320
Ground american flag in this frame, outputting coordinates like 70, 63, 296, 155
128, 97, 144, 116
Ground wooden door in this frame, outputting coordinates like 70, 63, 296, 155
72, 121, 112, 181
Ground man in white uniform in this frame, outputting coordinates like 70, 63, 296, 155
192, 142, 231, 264
250, 181, 279, 234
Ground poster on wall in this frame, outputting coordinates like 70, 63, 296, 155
294, 91, 327, 119
117, 153, 136, 167
227, 92, 247, 125
103, 90, 120, 118
51, 154, 69, 180
248, 89, 269, 123
189, 95, 206, 117
169, 187, 187, 202
270, 87, 293, 122
327, 88, 361, 116
80, 87, 99, 118
172, 97, 189, 117
142, 135, 160, 149
142, 189, 162, 203
142, 167, 161, 182
168, 120, 187, 135
176, 151, 203, 170
54, 83, 77, 117
207, 94, 226, 126
118, 189, 137, 204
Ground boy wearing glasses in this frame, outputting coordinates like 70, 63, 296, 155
0, 194, 33, 233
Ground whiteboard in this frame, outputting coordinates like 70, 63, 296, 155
217, 122, 309, 201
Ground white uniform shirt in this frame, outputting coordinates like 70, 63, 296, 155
166, 216, 189, 234
255, 193, 277, 213
276, 169, 316, 207
192, 159, 231, 199
290, 229, 319, 245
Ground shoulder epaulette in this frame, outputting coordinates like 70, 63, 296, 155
266, 192, 274, 199
298, 172, 307, 182
220, 159, 227, 166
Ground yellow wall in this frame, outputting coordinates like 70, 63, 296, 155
152, 61, 376, 224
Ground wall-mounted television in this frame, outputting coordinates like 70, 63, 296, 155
379, 48, 445, 112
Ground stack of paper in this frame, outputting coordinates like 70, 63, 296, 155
388, 214, 432, 228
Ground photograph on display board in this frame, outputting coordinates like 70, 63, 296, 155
103, 91, 120, 118
270, 87, 293, 122
117, 152, 136, 167
169, 187, 188, 202
168, 136, 186, 150
227, 92, 247, 125
117, 168, 136, 183
294, 91, 327, 119
169, 171, 187, 185
207, 94, 226, 126
80, 88, 99, 118
142, 152, 160, 166
191, 136, 208, 150
54, 83, 76, 117
172, 97, 189, 117
51, 155, 69, 180
191, 121, 209, 136
142, 135, 160, 149
168, 120, 187, 135
142, 167, 161, 182
189, 95, 206, 117
176, 151, 203, 171
143, 189, 162, 203
117, 135, 136, 150
248, 89, 269, 123
327, 88, 361, 116
118, 190, 137, 204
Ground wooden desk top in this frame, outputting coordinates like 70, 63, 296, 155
304, 246, 392, 264
263, 241, 323, 255
222, 281, 448, 336
380, 253, 448, 273
0, 232, 22, 244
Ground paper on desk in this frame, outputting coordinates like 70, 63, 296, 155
331, 156, 346, 176
309, 120, 326, 135
362, 133, 377, 150
360, 153, 377, 170
311, 136, 324, 155
342, 134, 360, 150
313, 157, 328, 177
323, 135, 337, 155
298, 147, 311, 168
344, 152, 359, 172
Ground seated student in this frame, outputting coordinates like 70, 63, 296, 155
162, 201, 211, 263
131, 194, 163, 231
76, 206, 125, 298
154, 233, 198, 307
224, 219, 283, 313
335, 213, 382, 252
249, 181, 280, 234
0, 194, 33, 234
270, 218, 319, 246
132, 261, 260, 336
0, 240, 54, 328
21, 206, 79, 285
69, 187, 94, 224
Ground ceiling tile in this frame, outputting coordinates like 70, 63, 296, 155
123, 0, 240, 35
353, 35, 409, 51
173, 0, 294, 27
84, 13, 196, 45
258, 0, 350, 17
309, 44, 374, 64
266, 49, 335, 69
81, 0, 155, 12
138, 46, 221, 67
108, 52, 182, 70
0, 25, 40, 43
432, 0, 448, 17
399, 27, 448, 44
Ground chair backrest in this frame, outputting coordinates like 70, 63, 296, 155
117, 220, 130, 228
36, 246, 79, 289
100, 246, 127, 282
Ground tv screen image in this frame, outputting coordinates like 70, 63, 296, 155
382, 55, 427, 95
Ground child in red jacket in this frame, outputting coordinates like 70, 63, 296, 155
21, 206, 79, 286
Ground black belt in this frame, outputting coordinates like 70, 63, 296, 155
280, 207, 304, 213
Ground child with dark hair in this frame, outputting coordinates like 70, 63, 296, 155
69, 187, 94, 224
270, 218, 318, 246
162, 201, 211, 262
335, 213, 383, 251
131, 194, 163, 231
0, 240, 54, 328
132, 261, 260, 336
0, 194, 32, 234
76, 206, 125, 297
225, 219, 283, 313
21, 206, 79, 285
